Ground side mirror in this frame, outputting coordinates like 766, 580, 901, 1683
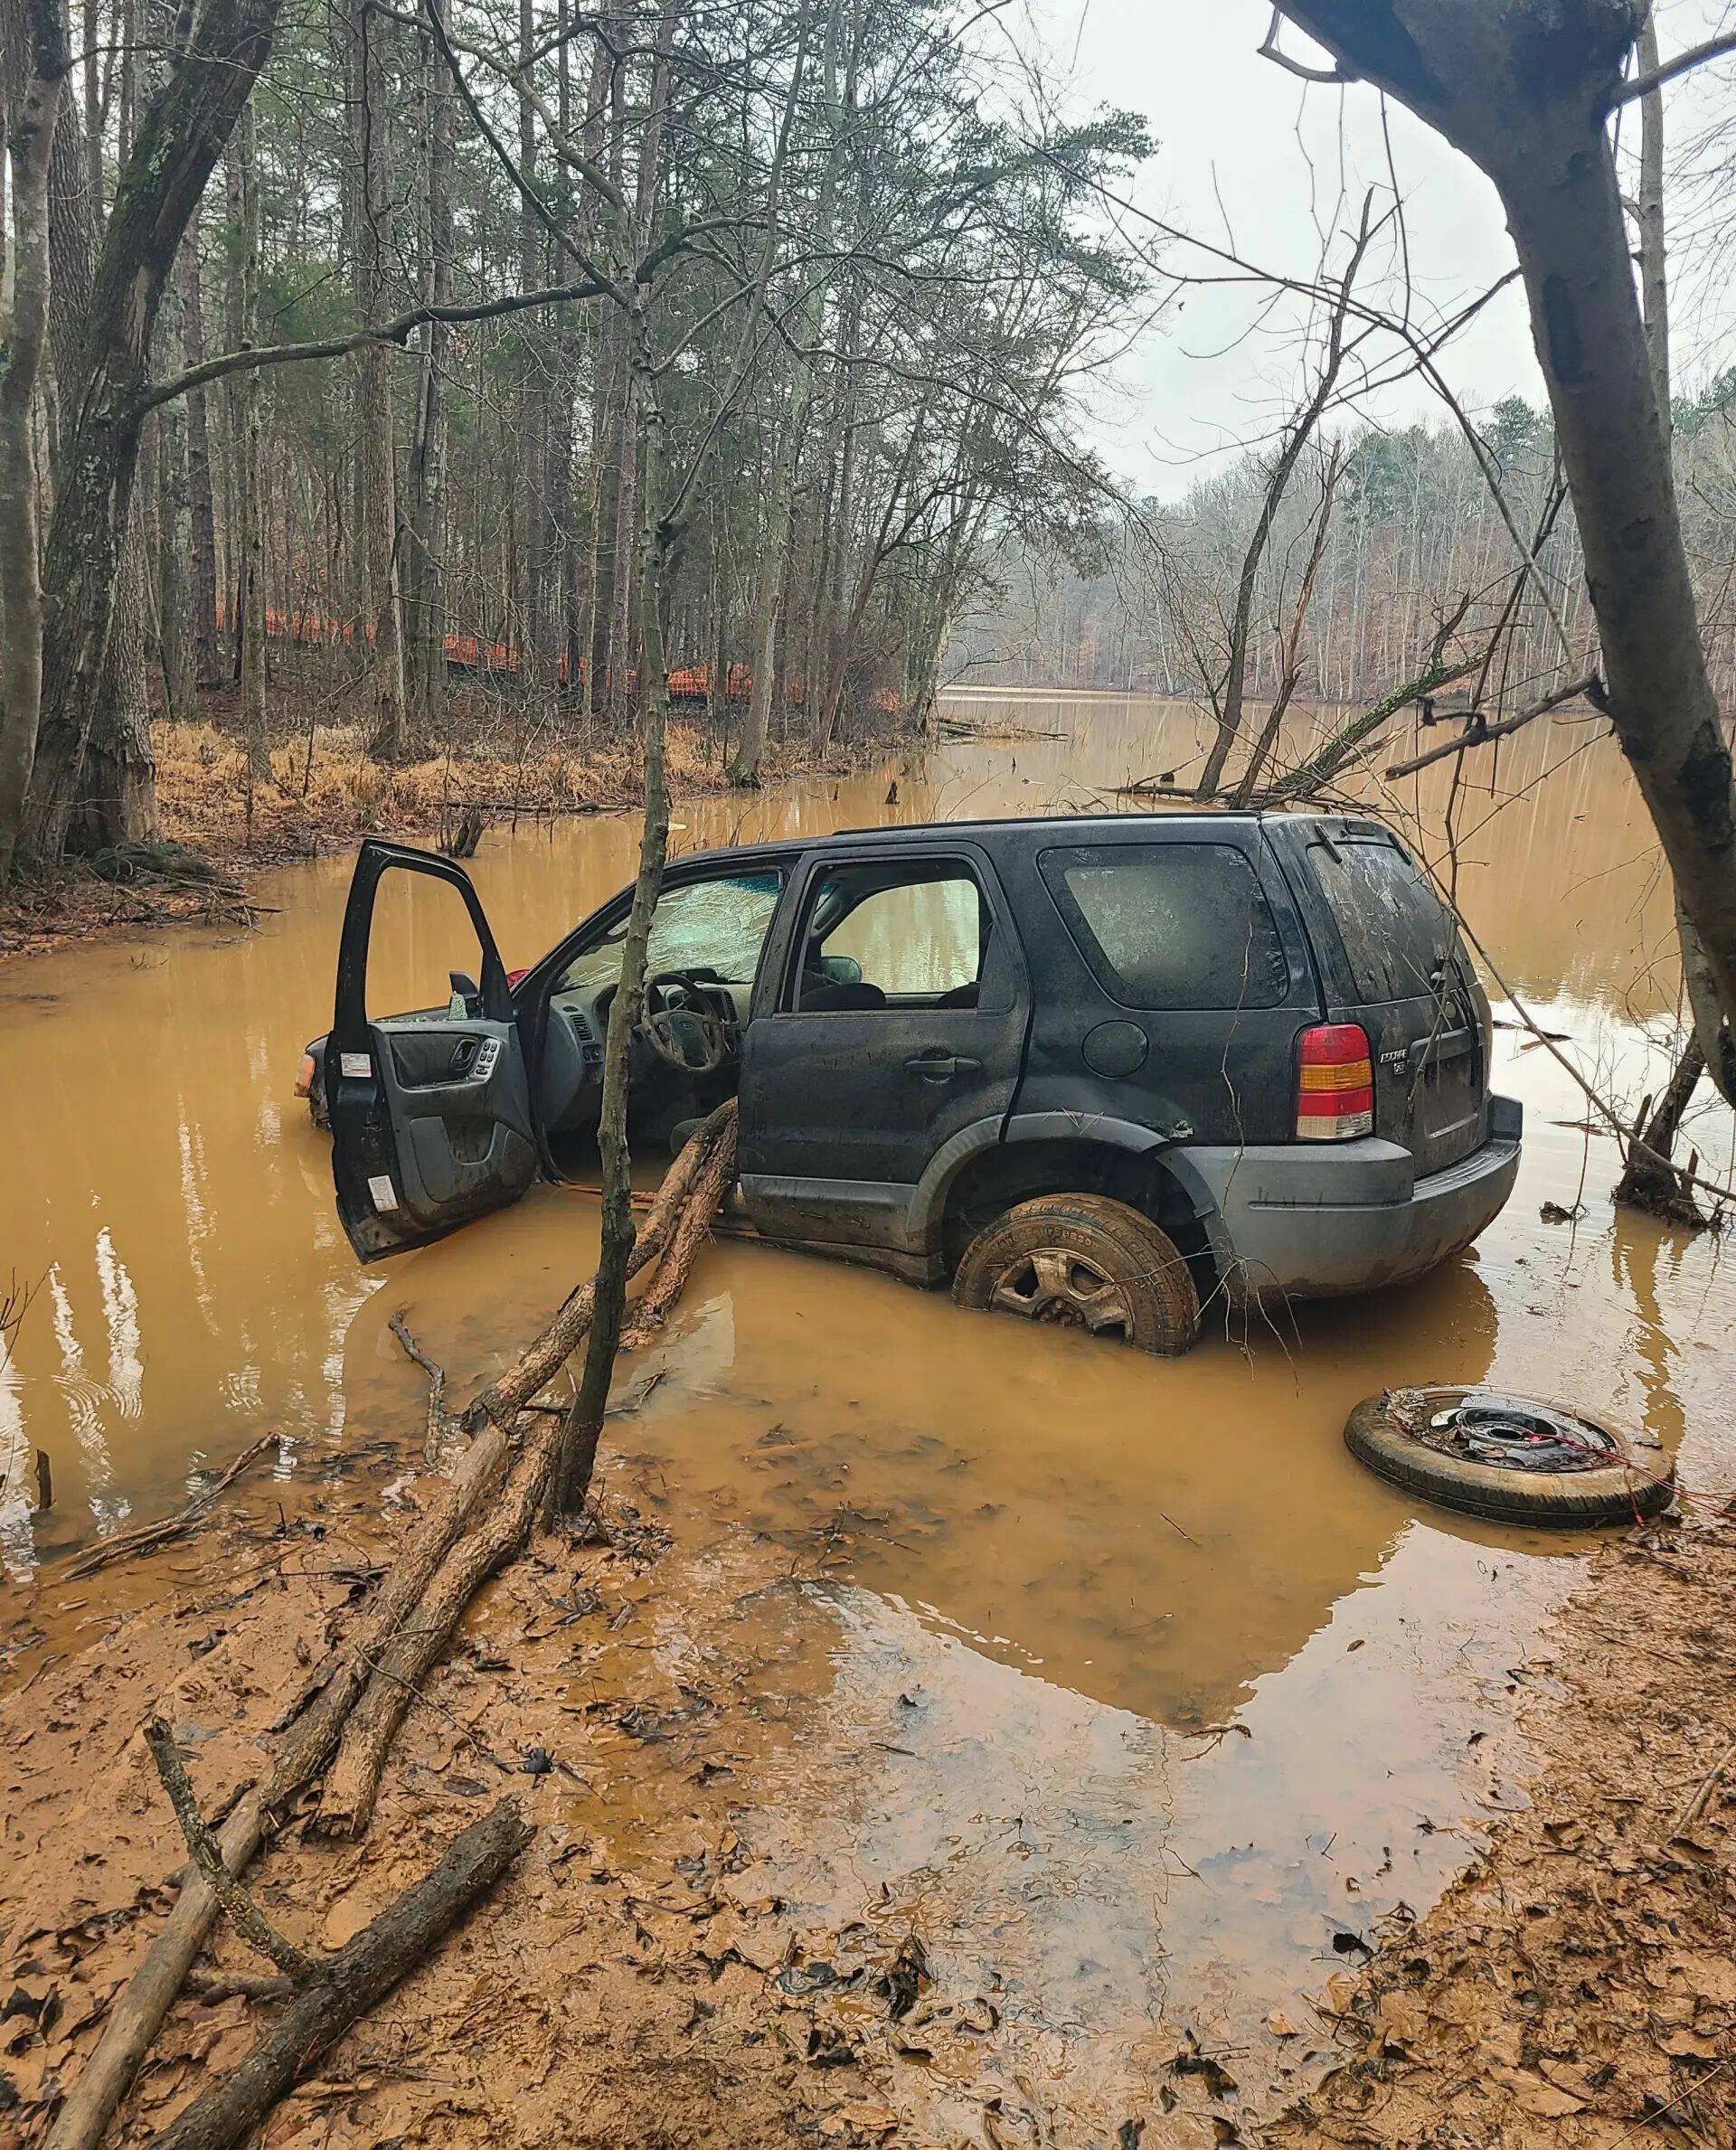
448, 968, 482, 1018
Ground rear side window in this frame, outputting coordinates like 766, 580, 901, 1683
1307, 836, 1454, 1003
1039, 843, 1288, 1010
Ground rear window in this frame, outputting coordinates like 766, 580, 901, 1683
1307, 836, 1454, 1003
1038, 843, 1288, 1010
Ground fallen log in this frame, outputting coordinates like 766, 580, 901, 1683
319, 1108, 741, 1834
146, 1799, 533, 2150
460, 1098, 734, 1432
44, 1422, 513, 2150
46, 1107, 739, 2145
312, 1415, 562, 1838
619, 1107, 740, 1350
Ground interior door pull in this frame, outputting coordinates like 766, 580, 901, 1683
905, 1051, 980, 1080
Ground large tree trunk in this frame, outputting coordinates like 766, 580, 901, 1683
78, 527, 159, 849
0, 0, 65, 887
1276, 0, 1736, 1101
230, 102, 268, 779
19, 0, 285, 870
179, 212, 223, 691
348, 0, 408, 759
404, 38, 453, 728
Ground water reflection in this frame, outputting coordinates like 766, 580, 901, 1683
0, 692, 1727, 1599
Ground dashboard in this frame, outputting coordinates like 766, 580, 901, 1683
536, 976, 753, 1130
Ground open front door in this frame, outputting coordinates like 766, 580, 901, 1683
329, 840, 538, 1259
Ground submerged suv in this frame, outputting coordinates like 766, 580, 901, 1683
316, 813, 1521, 1353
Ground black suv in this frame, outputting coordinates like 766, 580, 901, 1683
316, 814, 1521, 1353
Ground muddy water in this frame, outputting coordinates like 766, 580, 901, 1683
3, 693, 1733, 2133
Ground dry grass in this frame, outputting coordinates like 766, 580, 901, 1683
156, 712, 757, 860
1, 695, 889, 962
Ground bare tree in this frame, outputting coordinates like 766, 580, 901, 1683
1270, 0, 1736, 1102
0, 0, 69, 884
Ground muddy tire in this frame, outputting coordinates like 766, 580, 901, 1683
1344, 1388, 1674, 1528
951, 1193, 1200, 1355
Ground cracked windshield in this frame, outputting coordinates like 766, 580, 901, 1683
3, 6, 1736, 2150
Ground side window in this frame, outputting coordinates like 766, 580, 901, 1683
790, 861, 995, 1010
364, 866, 495, 1023
1039, 843, 1289, 1011
557, 871, 783, 993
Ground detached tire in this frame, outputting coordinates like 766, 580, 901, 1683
1345, 1387, 1674, 1528
951, 1193, 1199, 1355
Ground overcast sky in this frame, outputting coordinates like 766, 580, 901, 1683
1015, 0, 1736, 496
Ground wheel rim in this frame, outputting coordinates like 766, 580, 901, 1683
1393, 1388, 1626, 1474
987, 1246, 1134, 1335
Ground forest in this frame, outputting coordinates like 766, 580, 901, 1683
9, 8, 1736, 2150
953, 379, 1736, 712
0, 0, 1146, 885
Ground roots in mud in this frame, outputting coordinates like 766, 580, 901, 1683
1613, 1035, 1718, 1231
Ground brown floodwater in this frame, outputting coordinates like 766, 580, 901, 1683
3, 692, 1733, 2131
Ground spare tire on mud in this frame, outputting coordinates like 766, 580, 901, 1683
1344, 1387, 1675, 1527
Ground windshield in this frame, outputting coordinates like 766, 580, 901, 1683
557, 872, 784, 992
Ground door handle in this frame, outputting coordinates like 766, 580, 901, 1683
904, 1051, 981, 1081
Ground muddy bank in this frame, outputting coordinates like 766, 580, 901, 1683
1277, 1516, 1736, 2150
2, 1421, 1180, 2150
5, 1398, 1733, 2150
0, 708, 900, 962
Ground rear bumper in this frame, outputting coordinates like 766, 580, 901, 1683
1176, 1095, 1523, 1303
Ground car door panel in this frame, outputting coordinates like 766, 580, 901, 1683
330, 840, 539, 1260
737, 844, 1029, 1254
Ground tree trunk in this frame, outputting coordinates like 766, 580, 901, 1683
180, 213, 222, 691
231, 102, 268, 778
1634, 14, 1668, 435
79, 527, 159, 849
0, 0, 65, 887
549, 320, 672, 1516
20, 0, 285, 870
1273, 1, 1736, 1101
404, 37, 452, 728
348, 0, 408, 759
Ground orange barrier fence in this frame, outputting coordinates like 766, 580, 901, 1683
217, 605, 901, 713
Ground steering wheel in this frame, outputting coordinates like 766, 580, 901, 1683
639, 970, 734, 1075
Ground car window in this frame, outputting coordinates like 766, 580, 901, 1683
557, 871, 783, 993
795, 863, 987, 1005
1039, 843, 1288, 1011
1305, 837, 1454, 1004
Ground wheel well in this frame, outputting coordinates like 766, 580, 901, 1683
939, 1138, 1214, 1286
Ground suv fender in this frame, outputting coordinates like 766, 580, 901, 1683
908, 1110, 1211, 1264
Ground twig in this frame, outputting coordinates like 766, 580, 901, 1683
1667, 1734, 1736, 1843
1384, 674, 1599, 778
390, 1310, 449, 1464
63, 1433, 280, 1579
143, 1719, 322, 1984
185, 1968, 295, 2005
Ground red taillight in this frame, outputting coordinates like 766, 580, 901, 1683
1297, 1023, 1373, 1140
505, 967, 528, 990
